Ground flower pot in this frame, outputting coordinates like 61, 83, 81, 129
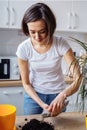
0, 104, 16, 130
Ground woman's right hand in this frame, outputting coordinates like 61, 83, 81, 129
40, 102, 49, 110
47, 92, 66, 116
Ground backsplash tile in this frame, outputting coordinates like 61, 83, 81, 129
0, 29, 87, 57
0, 29, 27, 56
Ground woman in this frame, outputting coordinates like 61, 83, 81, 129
16, 3, 81, 116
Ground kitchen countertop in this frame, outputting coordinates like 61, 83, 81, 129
0, 75, 74, 87
15, 112, 86, 130
0, 80, 22, 87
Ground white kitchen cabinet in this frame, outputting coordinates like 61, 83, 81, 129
0, 0, 36, 29
0, 0, 22, 28
9, 0, 36, 29
0, 86, 24, 115
44, 1, 87, 33
0, 0, 24, 28
72, 1, 87, 32
0, 0, 9, 28
0, 0, 87, 32
44, 1, 72, 31
57, 1, 87, 33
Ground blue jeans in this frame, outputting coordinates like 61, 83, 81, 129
24, 92, 66, 115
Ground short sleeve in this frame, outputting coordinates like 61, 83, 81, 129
56, 37, 71, 56
16, 41, 28, 61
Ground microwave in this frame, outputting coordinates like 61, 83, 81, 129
0, 56, 20, 80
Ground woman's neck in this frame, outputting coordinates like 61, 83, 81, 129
31, 37, 53, 54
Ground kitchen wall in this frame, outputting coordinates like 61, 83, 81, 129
0, 29, 87, 112
0, 29, 87, 56
0, 29, 26, 56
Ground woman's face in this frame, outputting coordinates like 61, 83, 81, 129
27, 19, 48, 45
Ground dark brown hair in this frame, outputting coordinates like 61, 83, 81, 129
22, 119, 54, 130
21, 3, 56, 38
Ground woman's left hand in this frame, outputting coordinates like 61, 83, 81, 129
47, 92, 66, 117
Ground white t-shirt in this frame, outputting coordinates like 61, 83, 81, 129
16, 36, 70, 94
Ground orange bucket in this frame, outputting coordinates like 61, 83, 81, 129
0, 104, 16, 130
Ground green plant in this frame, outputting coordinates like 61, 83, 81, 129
69, 37, 87, 112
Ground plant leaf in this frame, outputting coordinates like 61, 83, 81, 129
69, 37, 87, 51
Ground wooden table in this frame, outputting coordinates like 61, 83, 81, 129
15, 112, 86, 130
0, 80, 22, 87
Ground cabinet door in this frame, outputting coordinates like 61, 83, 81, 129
43, 1, 73, 31
45, 1, 87, 33
0, 0, 37, 29
0, 1, 9, 28
9, 0, 37, 29
9, 1, 25, 29
0, 87, 24, 115
73, 1, 87, 32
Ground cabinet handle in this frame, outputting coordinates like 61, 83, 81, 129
3, 90, 23, 95
12, 8, 16, 26
67, 12, 73, 29
72, 13, 79, 29
7, 7, 10, 26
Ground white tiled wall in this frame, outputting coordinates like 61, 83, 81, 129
0, 29, 27, 56
0, 29, 86, 57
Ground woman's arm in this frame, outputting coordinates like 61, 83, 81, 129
18, 58, 49, 110
62, 48, 82, 96
48, 48, 82, 116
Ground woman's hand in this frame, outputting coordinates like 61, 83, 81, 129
42, 103, 49, 110
47, 92, 66, 117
